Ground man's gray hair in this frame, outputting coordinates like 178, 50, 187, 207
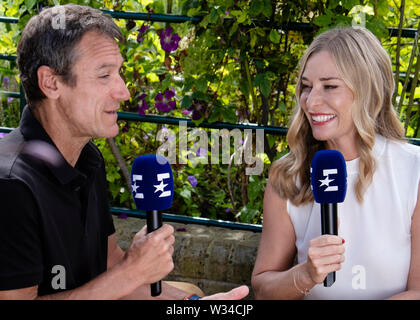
17, 4, 123, 108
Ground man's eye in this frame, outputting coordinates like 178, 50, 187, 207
99, 74, 110, 79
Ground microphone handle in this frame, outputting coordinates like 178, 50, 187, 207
147, 210, 163, 296
321, 203, 338, 287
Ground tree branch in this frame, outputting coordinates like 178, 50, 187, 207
106, 137, 133, 207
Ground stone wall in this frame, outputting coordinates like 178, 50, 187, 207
112, 216, 261, 299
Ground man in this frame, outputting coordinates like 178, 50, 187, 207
0, 4, 248, 300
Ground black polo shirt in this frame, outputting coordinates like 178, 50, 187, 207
0, 106, 115, 296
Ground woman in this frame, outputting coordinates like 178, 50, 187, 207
251, 26, 420, 299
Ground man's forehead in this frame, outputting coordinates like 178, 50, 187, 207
75, 31, 123, 68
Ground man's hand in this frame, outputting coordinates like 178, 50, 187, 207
200, 285, 249, 300
122, 224, 175, 286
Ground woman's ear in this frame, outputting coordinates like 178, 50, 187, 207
37, 65, 60, 100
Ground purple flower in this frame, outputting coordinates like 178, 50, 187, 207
182, 109, 192, 115
137, 23, 150, 43
2, 76, 9, 88
187, 175, 198, 187
7, 97, 14, 103
159, 27, 181, 52
225, 208, 231, 213
0, 133, 7, 139
187, 99, 207, 120
122, 122, 130, 133
137, 93, 149, 116
155, 88, 176, 113
118, 213, 128, 219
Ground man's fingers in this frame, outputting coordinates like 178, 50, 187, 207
150, 224, 174, 239
136, 225, 148, 238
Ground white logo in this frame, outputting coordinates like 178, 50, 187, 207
51, 6, 66, 30
154, 173, 171, 198
319, 169, 338, 192
131, 174, 144, 199
352, 265, 366, 290
51, 265, 66, 290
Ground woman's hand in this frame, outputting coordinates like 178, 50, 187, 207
304, 235, 345, 284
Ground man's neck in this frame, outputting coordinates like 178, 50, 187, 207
32, 103, 89, 167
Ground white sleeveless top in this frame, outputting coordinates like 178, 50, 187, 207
287, 135, 420, 299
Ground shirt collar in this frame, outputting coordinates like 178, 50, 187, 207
19, 106, 101, 186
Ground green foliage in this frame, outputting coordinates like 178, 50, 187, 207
0, 0, 419, 224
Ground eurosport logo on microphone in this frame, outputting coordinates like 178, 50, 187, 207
131, 173, 172, 199
318, 169, 339, 192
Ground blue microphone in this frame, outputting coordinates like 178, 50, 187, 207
310, 150, 347, 287
130, 154, 174, 296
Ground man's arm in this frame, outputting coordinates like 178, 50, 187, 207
108, 228, 249, 300
0, 224, 175, 300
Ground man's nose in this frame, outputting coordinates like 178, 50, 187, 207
112, 75, 130, 101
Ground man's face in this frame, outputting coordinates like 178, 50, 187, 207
57, 30, 130, 140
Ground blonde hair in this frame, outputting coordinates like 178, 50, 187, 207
270, 26, 405, 205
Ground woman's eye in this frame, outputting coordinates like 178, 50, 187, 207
301, 84, 311, 90
325, 85, 337, 89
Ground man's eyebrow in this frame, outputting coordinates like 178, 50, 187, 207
301, 76, 341, 81
95, 63, 123, 71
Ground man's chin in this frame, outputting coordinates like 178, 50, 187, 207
94, 127, 119, 139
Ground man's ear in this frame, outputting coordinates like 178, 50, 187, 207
37, 65, 60, 99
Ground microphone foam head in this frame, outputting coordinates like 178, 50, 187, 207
310, 150, 347, 204
130, 154, 174, 211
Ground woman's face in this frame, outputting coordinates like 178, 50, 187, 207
300, 50, 357, 155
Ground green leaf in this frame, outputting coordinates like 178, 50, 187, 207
262, 0, 273, 18
237, 11, 248, 24
199, 14, 211, 28
248, 177, 263, 204
253, 73, 264, 86
269, 29, 280, 44
180, 188, 192, 204
181, 95, 193, 109
313, 14, 332, 27
237, 205, 259, 223
341, 0, 359, 11
209, 8, 219, 23
221, 106, 237, 123
208, 106, 221, 123
260, 77, 271, 97
24, 0, 36, 10
229, 22, 239, 37
183, 77, 195, 92
249, 0, 264, 16
161, 75, 172, 91
187, 6, 202, 17
196, 78, 208, 92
